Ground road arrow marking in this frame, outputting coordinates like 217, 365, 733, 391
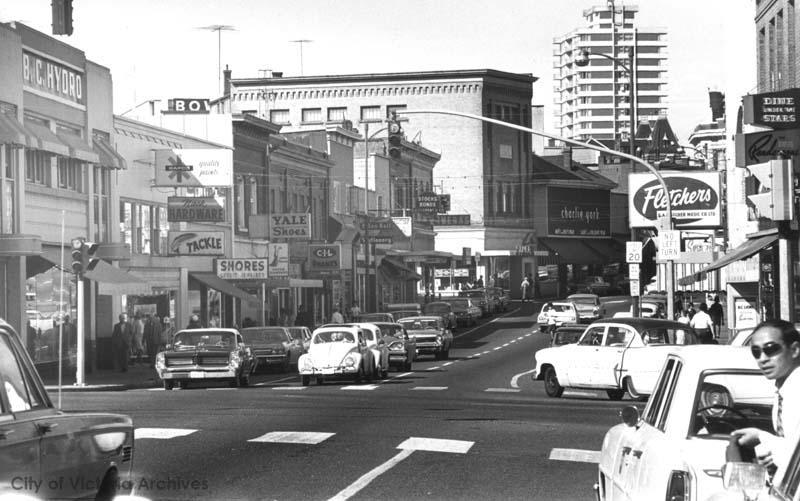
248, 431, 334, 444
549, 448, 600, 463
341, 384, 379, 390
511, 368, 536, 389
135, 428, 197, 440
411, 386, 448, 391
328, 437, 474, 501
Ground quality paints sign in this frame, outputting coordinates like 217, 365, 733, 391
216, 259, 268, 280
168, 231, 224, 256
154, 148, 232, 187
629, 172, 722, 228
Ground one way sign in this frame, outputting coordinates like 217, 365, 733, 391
154, 148, 233, 187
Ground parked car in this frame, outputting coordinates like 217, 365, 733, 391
595, 346, 774, 501
240, 326, 303, 372
487, 286, 511, 312
444, 297, 482, 327
532, 317, 700, 400
423, 301, 457, 330
458, 288, 494, 316
360, 312, 395, 323
298, 325, 376, 385
352, 323, 390, 379
397, 316, 453, 360
287, 326, 313, 353
0, 319, 134, 500
385, 303, 422, 318
567, 293, 601, 323
580, 275, 611, 296
155, 328, 257, 389
598, 296, 634, 319
372, 321, 416, 371
536, 301, 579, 332
550, 325, 586, 347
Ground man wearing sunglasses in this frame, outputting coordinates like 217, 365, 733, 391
732, 319, 800, 470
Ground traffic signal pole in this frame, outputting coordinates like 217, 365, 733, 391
398, 108, 676, 320
75, 278, 85, 386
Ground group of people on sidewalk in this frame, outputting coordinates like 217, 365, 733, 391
111, 312, 176, 372
674, 295, 724, 344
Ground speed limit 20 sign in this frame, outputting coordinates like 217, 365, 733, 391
626, 241, 643, 263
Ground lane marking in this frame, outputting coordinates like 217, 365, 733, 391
341, 384, 379, 391
517, 336, 525, 340
511, 369, 536, 389
135, 428, 197, 440
272, 386, 308, 391
390, 372, 413, 380
329, 437, 474, 501
549, 448, 600, 464
207, 387, 238, 391
485, 388, 521, 393
502, 343, 510, 347
452, 307, 520, 339
427, 366, 440, 371
481, 351, 491, 355
249, 431, 335, 444
442, 362, 454, 367
493, 347, 502, 351
147, 388, 164, 391
509, 339, 517, 344
411, 386, 448, 391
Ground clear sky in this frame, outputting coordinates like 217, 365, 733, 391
1, 0, 756, 142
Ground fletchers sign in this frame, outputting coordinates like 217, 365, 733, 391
629, 172, 722, 229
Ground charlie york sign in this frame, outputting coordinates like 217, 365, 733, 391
629, 172, 722, 228
269, 213, 311, 239
168, 197, 225, 222
168, 231, 224, 256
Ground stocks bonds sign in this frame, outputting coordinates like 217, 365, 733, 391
547, 187, 610, 237
629, 172, 722, 228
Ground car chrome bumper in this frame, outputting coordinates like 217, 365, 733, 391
299, 366, 358, 376
160, 369, 236, 379
256, 355, 288, 364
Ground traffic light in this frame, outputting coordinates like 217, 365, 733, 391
388, 116, 402, 159
747, 159, 794, 220
70, 238, 99, 276
437, 194, 451, 213
52, 0, 74, 36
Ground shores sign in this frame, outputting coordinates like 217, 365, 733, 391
168, 231, 224, 256
216, 258, 268, 280
629, 172, 722, 228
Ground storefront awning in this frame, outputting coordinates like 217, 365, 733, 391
582, 239, 624, 263
677, 233, 779, 286
538, 238, 605, 265
56, 131, 99, 163
85, 261, 151, 295
26, 245, 70, 278
381, 257, 422, 281
0, 113, 35, 148
92, 137, 127, 169
24, 121, 70, 156
190, 272, 260, 306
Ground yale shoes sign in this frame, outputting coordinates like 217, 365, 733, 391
168, 231, 224, 256
270, 213, 311, 239
216, 259, 268, 280
629, 172, 722, 229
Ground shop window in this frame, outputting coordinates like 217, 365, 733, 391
153, 206, 168, 255
249, 177, 258, 216
121, 201, 133, 251
386, 105, 407, 121
235, 175, 246, 231
138, 204, 152, 254
92, 167, 110, 241
25, 150, 51, 186
57, 157, 83, 192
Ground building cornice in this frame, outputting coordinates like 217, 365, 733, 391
232, 68, 537, 87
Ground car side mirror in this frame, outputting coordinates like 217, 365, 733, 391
620, 406, 641, 428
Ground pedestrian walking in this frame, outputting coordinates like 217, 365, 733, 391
331, 308, 344, 324
186, 314, 203, 329
161, 317, 175, 347
144, 314, 162, 367
111, 313, 132, 372
350, 302, 361, 322
708, 295, 724, 339
475, 276, 484, 288
132, 313, 145, 364
520, 276, 531, 302
733, 320, 800, 472
689, 303, 714, 344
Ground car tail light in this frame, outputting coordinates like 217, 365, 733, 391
665, 470, 691, 501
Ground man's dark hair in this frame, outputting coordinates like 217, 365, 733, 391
753, 319, 800, 346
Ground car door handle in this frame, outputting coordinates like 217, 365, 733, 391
631, 450, 642, 458
0, 428, 15, 439
37, 422, 58, 434
622, 446, 632, 455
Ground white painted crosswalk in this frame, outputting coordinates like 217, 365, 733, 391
135, 428, 198, 440
248, 431, 334, 444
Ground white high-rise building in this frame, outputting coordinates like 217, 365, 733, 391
553, 3, 668, 147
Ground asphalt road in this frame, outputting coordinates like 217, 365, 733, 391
59, 302, 632, 501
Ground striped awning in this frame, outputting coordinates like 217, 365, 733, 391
56, 130, 99, 163
0, 113, 35, 148
24, 120, 69, 156
92, 137, 127, 169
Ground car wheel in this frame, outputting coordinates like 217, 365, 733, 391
606, 389, 625, 401
403, 360, 412, 371
543, 366, 564, 398
95, 468, 118, 501
282, 356, 291, 373
301, 375, 310, 386
163, 380, 174, 390
380, 368, 388, 379
230, 377, 240, 388
239, 371, 250, 387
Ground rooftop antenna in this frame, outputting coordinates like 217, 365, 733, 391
290, 39, 313, 76
197, 24, 236, 95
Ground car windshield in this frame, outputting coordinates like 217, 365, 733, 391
393, 311, 419, 320
424, 304, 448, 314
448, 299, 469, 308
313, 331, 355, 343
691, 371, 774, 438
361, 313, 389, 322
399, 319, 440, 330
570, 297, 596, 305
286, 328, 307, 341
640, 328, 698, 345
377, 325, 404, 337
240, 329, 286, 344
543, 304, 573, 313
173, 331, 235, 350
458, 291, 483, 298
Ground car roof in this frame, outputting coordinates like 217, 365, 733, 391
588, 317, 692, 329
241, 326, 288, 332
544, 302, 576, 307
398, 316, 441, 321
567, 294, 598, 299
176, 328, 240, 334
313, 325, 361, 334
662, 345, 759, 371
424, 301, 450, 307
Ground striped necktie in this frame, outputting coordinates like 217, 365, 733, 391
777, 391, 785, 437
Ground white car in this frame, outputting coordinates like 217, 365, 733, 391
353, 322, 390, 379
532, 318, 700, 400
297, 326, 376, 386
596, 345, 774, 501
537, 302, 579, 332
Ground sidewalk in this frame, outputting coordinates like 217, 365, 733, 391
41, 362, 161, 392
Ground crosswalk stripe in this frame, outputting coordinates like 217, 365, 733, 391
549, 448, 600, 463
398, 437, 474, 454
135, 428, 198, 440
248, 431, 334, 444
412, 386, 448, 391
485, 388, 521, 393
341, 385, 379, 390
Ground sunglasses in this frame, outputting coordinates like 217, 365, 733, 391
751, 342, 785, 359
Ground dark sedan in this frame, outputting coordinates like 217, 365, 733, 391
371, 322, 416, 371
423, 301, 457, 330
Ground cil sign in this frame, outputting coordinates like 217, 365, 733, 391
629, 172, 722, 229
308, 244, 341, 275
216, 258, 268, 280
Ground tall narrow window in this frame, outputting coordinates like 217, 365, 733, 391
1, 145, 15, 233
121, 202, 133, 251
235, 175, 246, 231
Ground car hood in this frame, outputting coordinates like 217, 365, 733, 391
166, 348, 233, 356
248, 341, 286, 349
406, 329, 442, 336
306, 343, 361, 364
573, 304, 596, 312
